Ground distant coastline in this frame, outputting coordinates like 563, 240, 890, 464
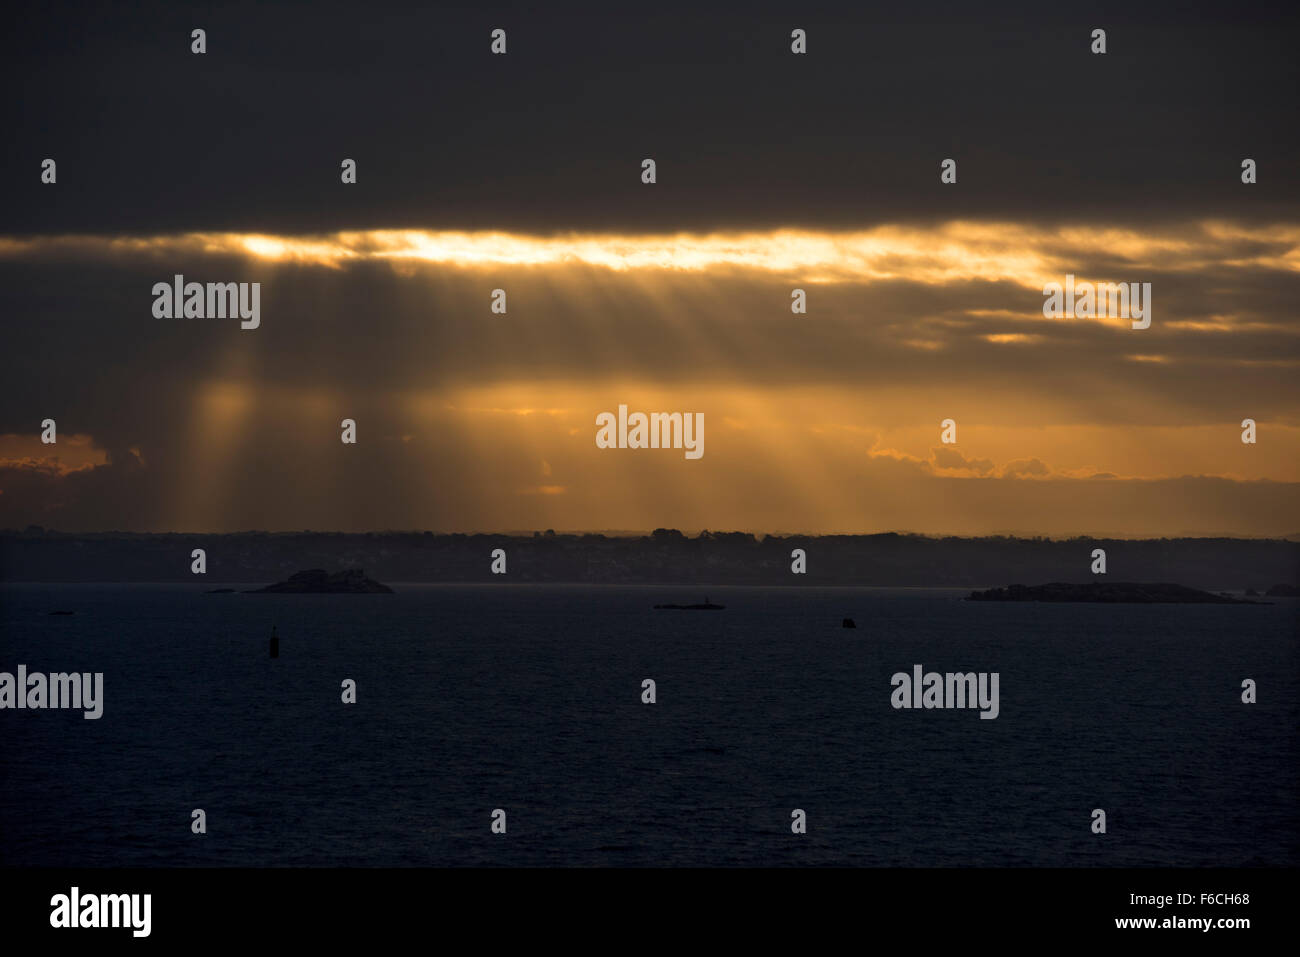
2, 529, 1297, 591
966, 582, 1267, 604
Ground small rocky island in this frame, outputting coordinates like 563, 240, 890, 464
246, 568, 394, 594
966, 582, 1264, 604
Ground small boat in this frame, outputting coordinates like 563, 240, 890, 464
654, 596, 725, 610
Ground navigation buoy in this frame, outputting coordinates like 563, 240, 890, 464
269, 625, 279, 658
842, 618, 856, 629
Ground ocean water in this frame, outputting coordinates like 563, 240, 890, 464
1, 583, 1296, 867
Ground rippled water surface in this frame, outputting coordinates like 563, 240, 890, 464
2, 584, 1295, 866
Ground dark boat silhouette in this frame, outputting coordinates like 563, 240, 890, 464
654, 596, 724, 610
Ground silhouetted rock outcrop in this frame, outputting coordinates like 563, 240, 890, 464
966, 582, 1263, 604
246, 568, 393, 594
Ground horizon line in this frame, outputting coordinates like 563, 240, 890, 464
5, 528, 1298, 542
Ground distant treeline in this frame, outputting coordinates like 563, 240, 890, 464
2, 529, 1297, 590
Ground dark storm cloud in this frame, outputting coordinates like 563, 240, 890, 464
2, 0, 1297, 235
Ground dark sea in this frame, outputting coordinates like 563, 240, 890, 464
1, 584, 1296, 867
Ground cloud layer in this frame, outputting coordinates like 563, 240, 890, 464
1, 219, 1295, 533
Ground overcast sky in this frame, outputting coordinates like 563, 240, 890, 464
2, 1, 1297, 535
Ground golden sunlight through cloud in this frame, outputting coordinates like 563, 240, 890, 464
4, 221, 1298, 294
